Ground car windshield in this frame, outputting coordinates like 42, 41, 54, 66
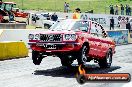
50, 20, 76, 31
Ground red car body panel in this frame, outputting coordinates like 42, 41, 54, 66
28, 19, 115, 60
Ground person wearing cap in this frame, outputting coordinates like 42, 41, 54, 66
73, 8, 81, 19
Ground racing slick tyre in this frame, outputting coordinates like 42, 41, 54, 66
32, 50, 43, 65
77, 45, 88, 66
98, 49, 112, 68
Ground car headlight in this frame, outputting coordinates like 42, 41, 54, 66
65, 34, 71, 40
35, 34, 40, 40
28, 34, 40, 40
71, 34, 76, 40
28, 34, 34, 40
64, 34, 77, 41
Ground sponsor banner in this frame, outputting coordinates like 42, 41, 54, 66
56, 13, 131, 27
77, 73, 131, 84
80, 14, 131, 27
31, 12, 131, 28
107, 29, 128, 45
76, 65, 131, 84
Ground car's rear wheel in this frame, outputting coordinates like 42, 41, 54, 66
98, 49, 112, 68
77, 45, 88, 66
32, 50, 43, 65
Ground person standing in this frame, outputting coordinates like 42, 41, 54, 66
119, 17, 127, 29
126, 5, 129, 15
73, 8, 81, 19
110, 17, 114, 30
66, 3, 70, 13
64, 2, 67, 13
126, 18, 131, 32
121, 4, 124, 15
51, 13, 58, 22
47, 13, 50, 20
115, 5, 119, 15
110, 5, 114, 14
128, 6, 131, 16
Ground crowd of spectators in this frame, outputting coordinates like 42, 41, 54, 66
110, 16, 131, 32
110, 4, 131, 16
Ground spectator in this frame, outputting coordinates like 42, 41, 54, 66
51, 13, 58, 21
110, 5, 114, 15
109, 5, 112, 14
126, 18, 131, 32
117, 16, 122, 28
47, 13, 50, 20
66, 3, 70, 13
119, 17, 127, 29
121, 4, 124, 15
126, 5, 129, 15
115, 5, 118, 15
128, 6, 131, 16
64, 2, 67, 13
110, 17, 114, 30
73, 8, 81, 19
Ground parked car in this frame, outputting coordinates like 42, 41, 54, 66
28, 19, 116, 68
31, 13, 65, 29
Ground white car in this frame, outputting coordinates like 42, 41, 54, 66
32, 13, 65, 29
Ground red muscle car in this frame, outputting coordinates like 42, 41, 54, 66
28, 19, 115, 68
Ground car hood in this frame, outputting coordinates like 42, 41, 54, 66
32, 30, 76, 35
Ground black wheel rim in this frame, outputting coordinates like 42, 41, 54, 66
106, 52, 112, 64
82, 46, 87, 64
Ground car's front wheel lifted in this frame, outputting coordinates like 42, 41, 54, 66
32, 51, 43, 65
98, 49, 112, 68
77, 45, 88, 66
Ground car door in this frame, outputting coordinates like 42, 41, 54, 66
88, 22, 101, 57
96, 24, 109, 58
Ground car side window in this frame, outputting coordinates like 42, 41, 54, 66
97, 24, 103, 37
72, 21, 89, 32
90, 22, 106, 38
90, 22, 99, 37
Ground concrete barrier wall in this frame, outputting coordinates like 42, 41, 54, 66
0, 23, 26, 29
0, 41, 28, 60
0, 29, 47, 48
